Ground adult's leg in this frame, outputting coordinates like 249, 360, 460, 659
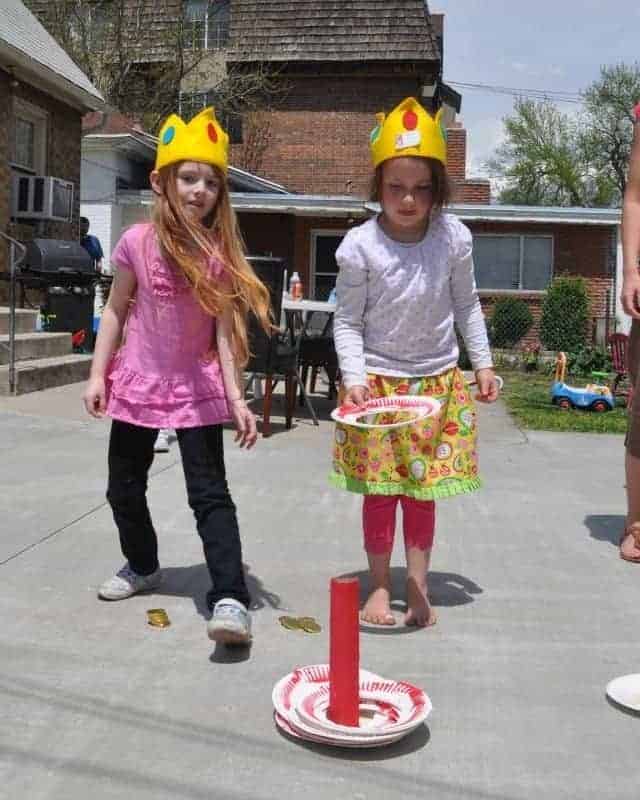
361, 495, 399, 625
401, 496, 437, 627
176, 425, 250, 610
106, 420, 159, 574
622, 320, 640, 560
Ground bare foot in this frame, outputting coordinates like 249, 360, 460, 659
405, 577, 437, 627
361, 586, 396, 625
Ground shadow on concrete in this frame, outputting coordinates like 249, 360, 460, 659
584, 514, 625, 547
338, 567, 483, 608
275, 717, 430, 759
605, 693, 640, 718
335, 567, 483, 635
209, 641, 252, 664
156, 562, 283, 619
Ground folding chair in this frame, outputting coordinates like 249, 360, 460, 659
608, 332, 630, 399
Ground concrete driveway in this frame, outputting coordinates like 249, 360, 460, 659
0, 383, 635, 800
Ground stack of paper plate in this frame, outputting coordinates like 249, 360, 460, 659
272, 664, 431, 748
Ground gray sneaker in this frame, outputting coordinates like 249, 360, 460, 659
98, 563, 162, 601
207, 598, 252, 645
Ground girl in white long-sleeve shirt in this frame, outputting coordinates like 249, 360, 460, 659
330, 97, 500, 629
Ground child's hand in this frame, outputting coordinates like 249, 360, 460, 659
83, 376, 106, 417
230, 399, 257, 449
474, 368, 500, 403
343, 385, 369, 408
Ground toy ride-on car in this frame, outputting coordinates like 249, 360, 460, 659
551, 352, 615, 412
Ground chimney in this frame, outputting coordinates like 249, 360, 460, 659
446, 124, 466, 182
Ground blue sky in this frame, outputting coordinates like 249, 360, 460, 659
432, 0, 640, 180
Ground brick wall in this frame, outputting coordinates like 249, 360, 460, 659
0, 70, 10, 277
230, 74, 425, 196
445, 126, 466, 182
458, 179, 491, 204
1, 68, 83, 305
469, 221, 616, 349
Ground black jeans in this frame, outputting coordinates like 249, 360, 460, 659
106, 420, 250, 611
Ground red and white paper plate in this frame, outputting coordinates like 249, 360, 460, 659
331, 395, 441, 430
295, 680, 431, 737
271, 664, 382, 721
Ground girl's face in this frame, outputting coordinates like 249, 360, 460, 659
379, 157, 434, 242
174, 161, 221, 221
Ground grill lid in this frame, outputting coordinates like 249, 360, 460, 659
25, 239, 94, 274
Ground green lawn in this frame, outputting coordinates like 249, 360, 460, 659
499, 369, 628, 434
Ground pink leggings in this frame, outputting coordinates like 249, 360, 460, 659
362, 496, 435, 554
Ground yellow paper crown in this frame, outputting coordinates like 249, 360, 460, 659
155, 107, 229, 173
369, 97, 447, 168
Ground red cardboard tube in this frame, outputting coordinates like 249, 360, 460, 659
328, 577, 360, 726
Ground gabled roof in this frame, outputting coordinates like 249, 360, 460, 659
1, 0, 103, 111
228, 0, 440, 64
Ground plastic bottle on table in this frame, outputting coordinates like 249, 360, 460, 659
289, 271, 303, 300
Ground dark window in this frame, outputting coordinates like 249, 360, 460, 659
472, 234, 553, 291
313, 233, 344, 300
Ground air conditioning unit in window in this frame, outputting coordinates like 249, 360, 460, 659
10, 175, 74, 222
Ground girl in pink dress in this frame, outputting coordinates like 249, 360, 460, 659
83, 108, 271, 646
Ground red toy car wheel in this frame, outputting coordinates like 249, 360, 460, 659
556, 397, 571, 410
591, 400, 609, 412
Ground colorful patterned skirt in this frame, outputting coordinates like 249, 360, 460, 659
329, 368, 481, 500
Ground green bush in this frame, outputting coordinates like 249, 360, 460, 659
488, 297, 533, 347
540, 276, 590, 352
566, 346, 612, 377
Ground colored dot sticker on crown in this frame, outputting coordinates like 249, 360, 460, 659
162, 126, 175, 145
369, 124, 382, 144
208, 123, 218, 143
402, 110, 418, 130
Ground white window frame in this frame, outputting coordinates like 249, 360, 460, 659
10, 99, 48, 175
472, 233, 554, 293
310, 228, 346, 299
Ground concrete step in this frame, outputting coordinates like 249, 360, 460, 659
0, 307, 39, 334
0, 332, 72, 365
0, 353, 92, 396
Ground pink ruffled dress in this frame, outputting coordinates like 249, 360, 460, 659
105, 223, 231, 429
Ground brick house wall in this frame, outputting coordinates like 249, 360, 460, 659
1, 66, 83, 305
468, 220, 616, 349
0, 70, 10, 277
231, 74, 426, 197
236, 209, 616, 350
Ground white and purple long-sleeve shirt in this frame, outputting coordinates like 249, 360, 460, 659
333, 213, 493, 388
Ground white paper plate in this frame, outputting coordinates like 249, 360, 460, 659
605, 673, 640, 711
331, 395, 441, 430
279, 709, 409, 748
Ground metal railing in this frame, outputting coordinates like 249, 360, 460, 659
1, 232, 27, 395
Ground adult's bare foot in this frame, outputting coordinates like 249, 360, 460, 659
405, 577, 437, 627
361, 586, 396, 625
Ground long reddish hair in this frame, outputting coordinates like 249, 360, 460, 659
151, 162, 272, 366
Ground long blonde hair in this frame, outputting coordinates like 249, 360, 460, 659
151, 162, 272, 366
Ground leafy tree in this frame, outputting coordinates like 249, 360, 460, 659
580, 63, 640, 198
24, 0, 281, 138
489, 62, 640, 207
488, 99, 608, 207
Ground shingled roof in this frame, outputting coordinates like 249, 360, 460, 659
228, 0, 440, 64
